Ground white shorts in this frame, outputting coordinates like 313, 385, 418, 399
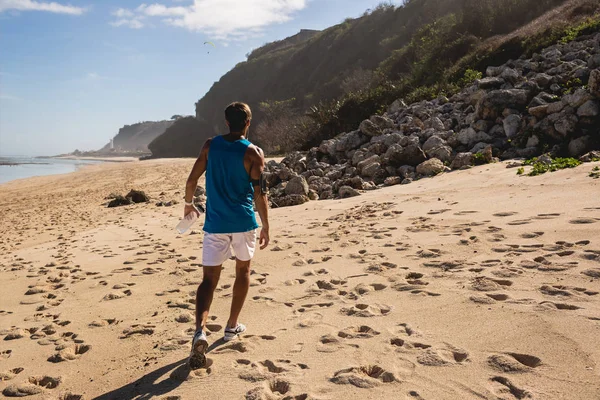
202, 230, 257, 266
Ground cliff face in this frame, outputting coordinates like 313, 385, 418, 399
102, 120, 174, 152
147, 117, 212, 158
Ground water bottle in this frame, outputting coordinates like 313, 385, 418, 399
176, 212, 198, 234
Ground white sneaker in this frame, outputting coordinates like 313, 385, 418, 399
224, 323, 246, 342
189, 330, 208, 369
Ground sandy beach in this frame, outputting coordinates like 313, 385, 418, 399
0, 158, 599, 400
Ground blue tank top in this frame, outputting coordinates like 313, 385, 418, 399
203, 135, 259, 234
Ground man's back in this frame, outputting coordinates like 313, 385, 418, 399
203, 135, 259, 234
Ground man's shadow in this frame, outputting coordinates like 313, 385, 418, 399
93, 339, 229, 400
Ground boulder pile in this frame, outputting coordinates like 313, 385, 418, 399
265, 33, 600, 207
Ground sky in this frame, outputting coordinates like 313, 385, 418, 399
0, 0, 402, 156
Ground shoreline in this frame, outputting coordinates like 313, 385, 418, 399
46, 155, 139, 163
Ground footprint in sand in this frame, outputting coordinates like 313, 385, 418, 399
102, 289, 132, 301
569, 218, 599, 224
89, 318, 118, 328
538, 301, 582, 311
490, 376, 532, 399
337, 325, 380, 339
340, 303, 391, 317
330, 365, 397, 388
47, 344, 91, 363
493, 212, 518, 217
415, 344, 469, 366
0, 367, 24, 381
245, 378, 299, 400
120, 324, 155, 338
487, 353, 542, 372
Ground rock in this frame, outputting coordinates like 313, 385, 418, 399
370, 115, 395, 130
457, 128, 492, 147
528, 104, 549, 118
108, 196, 132, 208
577, 100, 600, 117
284, 176, 309, 196
547, 101, 565, 114
534, 73, 552, 87
361, 162, 381, 178
385, 144, 427, 166
502, 114, 522, 138
422, 136, 447, 152
568, 136, 592, 157
477, 89, 529, 120
426, 116, 445, 131
580, 150, 600, 162
401, 178, 413, 185
500, 68, 520, 84
526, 135, 540, 148
563, 89, 593, 108
554, 113, 578, 137
359, 119, 382, 137
126, 190, 149, 203
450, 152, 473, 169
336, 131, 368, 152
339, 186, 360, 199
426, 145, 453, 163
272, 195, 309, 208
416, 158, 445, 176
388, 99, 407, 114
477, 77, 505, 89
384, 176, 402, 186
356, 155, 380, 172
308, 190, 319, 201
397, 165, 416, 179
589, 69, 600, 97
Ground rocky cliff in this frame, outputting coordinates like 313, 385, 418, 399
101, 120, 174, 152
265, 32, 600, 207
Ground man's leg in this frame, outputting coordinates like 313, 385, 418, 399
195, 265, 222, 332
227, 258, 251, 329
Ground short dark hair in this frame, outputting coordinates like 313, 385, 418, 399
225, 102, 252, 132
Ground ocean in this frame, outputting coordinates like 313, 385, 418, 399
0, 156, 104, 185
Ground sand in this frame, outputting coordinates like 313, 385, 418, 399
0, 158, 599, 400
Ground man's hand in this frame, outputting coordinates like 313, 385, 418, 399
184, 204, 200, 219
259, 228, 270, 250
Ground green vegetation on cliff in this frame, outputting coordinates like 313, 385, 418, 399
148, 0, 600, 158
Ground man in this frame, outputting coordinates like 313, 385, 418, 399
183, 102, 270, 369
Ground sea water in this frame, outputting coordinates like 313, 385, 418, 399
0, 156, 104, 185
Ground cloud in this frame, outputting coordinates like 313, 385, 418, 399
110, 0, 308, 40
0, 0, 85, 15
112, 8, 134, 18
110, 17, 144, 29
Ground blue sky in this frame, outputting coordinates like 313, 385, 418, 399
0, 0, 400, 156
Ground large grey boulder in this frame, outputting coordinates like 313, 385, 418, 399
426, 145, 453, 163
577, 100, 600, 117
476, 89, 530, 119
416, 158, 445, 176
359, 119, 381, 137
554, 113, 578, 137
422, 136, 447, 153
385, 143, 427, 166
502, 114, 522, 138
562, 89, 593, 108
339, 186, 361, 199
457, 128, 492, 147
568, 136, 592, 157
450, 152, 473, 170
285, 176, 309, 196
356, 155, 380, 172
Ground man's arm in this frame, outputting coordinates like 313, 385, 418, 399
249, 146, 270, 249
184, 139, 210, 218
